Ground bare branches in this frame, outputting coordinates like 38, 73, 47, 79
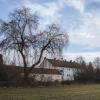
0, 7, 69, 79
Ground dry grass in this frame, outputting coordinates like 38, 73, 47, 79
0, 84, 100, 100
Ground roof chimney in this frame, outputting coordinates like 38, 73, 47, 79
70, 60, 72, 63
44, 57, 46, 59
61, 58, 63, 61
64, 59, 66, 62
54, 58, 56, 60
0, 54, 3, 64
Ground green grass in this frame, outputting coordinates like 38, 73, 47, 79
0, 84, 100, 100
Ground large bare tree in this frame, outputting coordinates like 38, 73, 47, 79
0, 7, 68, 82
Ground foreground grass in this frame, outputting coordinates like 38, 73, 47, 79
0, 84, 100, 100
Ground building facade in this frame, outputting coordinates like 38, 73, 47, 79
38, 58, 82, 81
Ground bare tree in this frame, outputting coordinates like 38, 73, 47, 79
0, 7, 68, 83
93, 57, 100, 69
75, 56, 86, 67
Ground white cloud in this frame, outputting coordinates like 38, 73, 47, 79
79, 33, 95, 39
20, 0, 100, 51
21, 0, 62, 27
56, 0, 100, 49
59, 0, 85, 14
63, 51, 100, 62
56, 0, 100, 48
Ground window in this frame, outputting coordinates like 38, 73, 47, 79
60, 70, 63, 73
60, 70, 63, 75
67, 74, 70, 77
67, 68, 70, 71
47, 76, 52, 81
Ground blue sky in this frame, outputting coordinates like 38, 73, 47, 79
0, 0, 100, 61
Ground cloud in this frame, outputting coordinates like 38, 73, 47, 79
59, 0, 100, 49
59, 0, 85, 14
69, 12, 100, 49
19, 0, 100, 48
21, 0, 62, 27
20, 0, 100, 59
63, 51, 100, 62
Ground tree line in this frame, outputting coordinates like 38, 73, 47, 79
74, 56, 100, 83
1, 56, 100, 87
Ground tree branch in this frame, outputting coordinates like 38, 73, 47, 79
29, 39, 51, 72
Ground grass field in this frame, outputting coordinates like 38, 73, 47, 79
0, 84, 100, 100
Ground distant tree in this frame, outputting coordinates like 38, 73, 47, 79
74, 57, 95, 83
87, 62, 95, 82
75, 56, 85, 64
93, 57, 100, 82
75, 56, 86, 70
93, 57, 100, 69
88, 62, 94, 73
0, 7, 68, 84
95, 68, 100, 83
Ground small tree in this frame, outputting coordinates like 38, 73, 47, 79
0, 7, 68, 84
93, 57, 100, 82
75, 56, 86, 71
87, 62, 95, 82
75, 61, 95, 83
93, 57, 100, 69
75, 56, 86, 65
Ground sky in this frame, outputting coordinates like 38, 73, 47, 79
0, 0, 100, 62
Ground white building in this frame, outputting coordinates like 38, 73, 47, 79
38, 58, 82, 81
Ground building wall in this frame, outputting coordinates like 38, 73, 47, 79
43, 59, 77, 80
53, 67, 75, 80
62, 68, 74, 80
39, 59, 81, 81
37, 58, 52, 69
29, 73, 62, 82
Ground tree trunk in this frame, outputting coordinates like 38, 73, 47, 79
20, 51, 29, 85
